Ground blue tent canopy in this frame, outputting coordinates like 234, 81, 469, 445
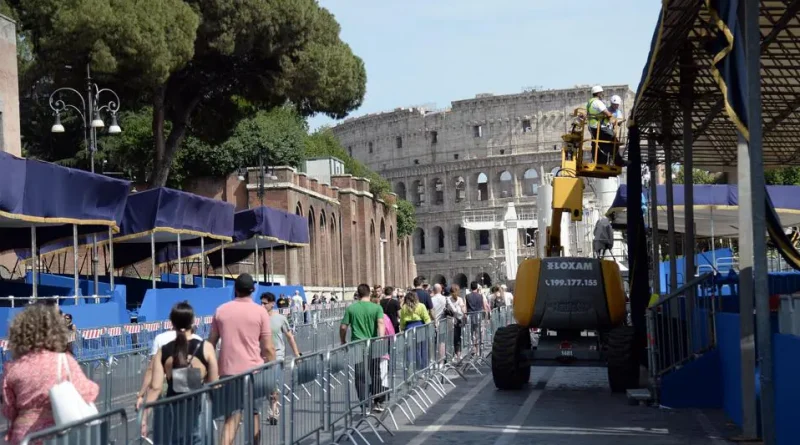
19, 187, 234, 268
0, 152, 130, 253
206, 207, 309, 268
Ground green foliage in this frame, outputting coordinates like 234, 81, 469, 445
222, 108, 308, 170
305, 128, 389, 197
395, 200, 417, 239
15, 0, 199, 87
765, 167, 800, 185
10, 0, 367, 186
673, 166, 723, 185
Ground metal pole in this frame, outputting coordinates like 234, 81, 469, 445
255, 240, 260, 282
284, 247, 288, 285
31, 227, 37, 300
744, 0, 774, 440
648, 137, 661, 295
201, 237, 206, 288
711, 207, 716, 268
150, 232, 156, 289
737, 133, 758, 438
680, 44, 696, 342
72, 225, 79, 303
86, 64, 100, 297
664, 140, 678, 293
177, 234, 182, 289
259, 152, 265, 207
108, 227, 115, 291
221, 242, 226, 287
270, 246, 274, 283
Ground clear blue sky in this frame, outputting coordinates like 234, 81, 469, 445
309, 0, 661, 130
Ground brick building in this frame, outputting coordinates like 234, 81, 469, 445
185, 163, 417, 289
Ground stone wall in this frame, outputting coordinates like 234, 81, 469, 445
332, 85, 634, 288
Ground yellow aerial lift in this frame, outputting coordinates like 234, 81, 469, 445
491, 106, 638, 392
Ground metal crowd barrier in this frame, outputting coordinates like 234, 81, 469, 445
0, 302, 353, 371
16, 305, 515, 444
132, 307, 515, 445
20, 408, 128, 445
646, 273, 717, 402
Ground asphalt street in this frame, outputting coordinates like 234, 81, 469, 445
374, 366, 739, 445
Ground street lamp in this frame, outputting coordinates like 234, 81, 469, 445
49, 63, 122, 175
49, 63, 122, 295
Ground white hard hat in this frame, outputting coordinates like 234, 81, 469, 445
591, 85, 604, 94
610, 95, 622, 105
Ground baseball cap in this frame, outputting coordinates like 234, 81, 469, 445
234, 273, 255, 292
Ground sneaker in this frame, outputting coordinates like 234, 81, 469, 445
372, 402, 385, 413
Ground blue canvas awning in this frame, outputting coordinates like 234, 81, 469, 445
0, 152, 130, 253
206, 207, 309, 268
609, 184, 800, 237
19, 187, 234, 268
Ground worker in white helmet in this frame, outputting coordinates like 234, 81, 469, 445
605, 95, 627, 166
585, 85, 616, 165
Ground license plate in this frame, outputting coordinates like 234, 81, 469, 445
560, 349, 573, 357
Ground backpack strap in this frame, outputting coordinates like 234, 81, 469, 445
186, 339, 203, 369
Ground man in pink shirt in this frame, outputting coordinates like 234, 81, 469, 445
209, 273, 275, 445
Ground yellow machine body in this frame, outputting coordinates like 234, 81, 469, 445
514, 258, 627, 331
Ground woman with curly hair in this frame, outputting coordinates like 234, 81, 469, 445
1, 304, 98, 444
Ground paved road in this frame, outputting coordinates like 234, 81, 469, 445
376, 366, 738, 445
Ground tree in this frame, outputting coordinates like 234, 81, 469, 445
11, 0, 366, 186
765, 167, 800, 185
395, 200, 417, 239
222, 107, 307, 171
673, 166, 722, 185
305, 128, 390, 197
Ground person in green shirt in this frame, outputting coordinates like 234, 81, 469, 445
340, 284, 386, 343
340, 283, 386, 412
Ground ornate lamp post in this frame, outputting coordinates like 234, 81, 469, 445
49, 63, 122, 294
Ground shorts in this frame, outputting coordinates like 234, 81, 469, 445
214, 374, 274, 417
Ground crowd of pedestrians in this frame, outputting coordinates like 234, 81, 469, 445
0, 273, 511, 443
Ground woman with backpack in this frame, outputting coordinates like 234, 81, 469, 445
144, 301, 219, 444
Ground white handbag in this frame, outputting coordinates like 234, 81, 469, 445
49, 353, 99, 426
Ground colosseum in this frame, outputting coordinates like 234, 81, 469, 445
332, 85, 634, 289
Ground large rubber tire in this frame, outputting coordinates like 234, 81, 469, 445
606, 325, 638, 393
491, 324, 532, 390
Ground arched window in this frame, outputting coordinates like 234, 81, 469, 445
498, 171, 513, 198
395, 182, 407, 200
454, 176, 466, 203
476, 173, 489, 201
476, 272, 492, 287
412, 179, 424, 206
432, 178, 444, 205
522, 169, 539, 196
414, 228, 426, 254
477, 230, 490, 250
433, 226, 445, 253
456, 225, 467, 251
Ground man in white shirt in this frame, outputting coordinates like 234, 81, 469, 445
501, 284, 514, 308
292, 290, 304, 309
431, 284, 447, 322
431, 284, 448, 368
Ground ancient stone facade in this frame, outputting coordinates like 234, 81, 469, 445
332, 85, 634, 289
